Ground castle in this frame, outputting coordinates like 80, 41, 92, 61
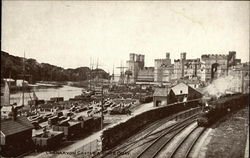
123, 51, 248, 93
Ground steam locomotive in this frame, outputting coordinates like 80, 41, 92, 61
197, 93, 249, 126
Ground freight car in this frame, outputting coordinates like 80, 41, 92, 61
197, 93, 249, 126
32, 130, 64, 151
48, 116, 59, 126
52, 121, 81, 139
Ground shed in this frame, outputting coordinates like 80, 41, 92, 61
153, 88, 169, 107
169, 82, 202, 104
1, 116, 34, 157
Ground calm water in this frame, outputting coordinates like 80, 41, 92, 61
10, 85, 83, 105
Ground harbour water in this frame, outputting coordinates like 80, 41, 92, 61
10, 85, 83, 105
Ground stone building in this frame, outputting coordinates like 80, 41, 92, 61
173, 53, 201, 80
154, 53, 172, 84
137, 67, 154, 82
228, 62, 249, 93
124, 51, 243, 87
200, 51, 240, 83
126, 53, 145, 83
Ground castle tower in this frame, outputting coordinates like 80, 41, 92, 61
181, 52, 186, 60
180, 52, 186, 77
129, 53, 135, 61
166, 52, 170, 59
135, 54, 140, 62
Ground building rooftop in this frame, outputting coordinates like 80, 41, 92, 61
171, 82, 189, 95
153, 88, 169, 97
1, 116, 34, 136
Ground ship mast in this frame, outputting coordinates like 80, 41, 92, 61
8, 71, 11, 105
22, 51, 25, 107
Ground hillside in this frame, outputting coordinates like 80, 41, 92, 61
1, 51, 109, 83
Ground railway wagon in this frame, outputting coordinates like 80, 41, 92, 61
52, 121, 81, 139
197, 93, 249, 126
48, 116, 59, 126
32, 131, 64, 151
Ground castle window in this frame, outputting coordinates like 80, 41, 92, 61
180, 90, 182, 94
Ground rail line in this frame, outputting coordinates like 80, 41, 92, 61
135, 115, 198, 158
100, 108, 200, 158
167, 124, 206, 158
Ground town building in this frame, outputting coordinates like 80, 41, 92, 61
228, 62, 250, 93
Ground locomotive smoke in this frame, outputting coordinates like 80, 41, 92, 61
204, 75, 239, 98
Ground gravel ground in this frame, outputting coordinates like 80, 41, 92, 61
204, 107, 249, 158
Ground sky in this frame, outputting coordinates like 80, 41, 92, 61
2, 1, 249, 74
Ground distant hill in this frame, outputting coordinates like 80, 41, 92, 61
1, 51, 109, 83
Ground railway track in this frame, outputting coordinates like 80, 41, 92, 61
136, 116, 197, 158
100, 108, 200, 158
167, 124, 206, 158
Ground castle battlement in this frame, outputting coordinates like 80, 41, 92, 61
201, 54, 228, 59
